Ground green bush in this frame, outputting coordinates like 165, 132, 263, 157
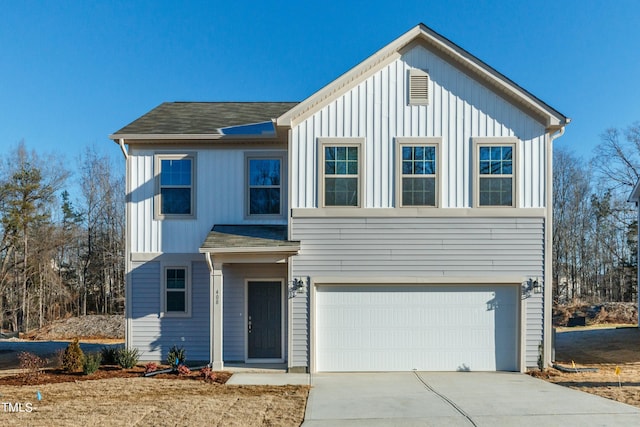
166, 345, 186, 368
115, 347, 140, 369
62, 339, 85, 372
100, 345, 122, 365
83, 352, 102, 375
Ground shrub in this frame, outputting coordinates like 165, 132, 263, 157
145, 362, 158, 374
62, 339, 85, 372
200, 366, 216, 382
18, 351, 48, 383
82, 352, 102, 375
115, 347, 140, 369
100, 345, 122, 365
167, 345, 186, 369
177, 364, 191, 376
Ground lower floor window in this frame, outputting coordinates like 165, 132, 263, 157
165, 267, 187, 314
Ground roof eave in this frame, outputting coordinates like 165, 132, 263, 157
109, 133, 284, 142
628, 179, 640, 203
198, 245, 301, 254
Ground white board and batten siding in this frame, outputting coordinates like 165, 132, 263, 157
129, 261, 210, 361
290, 217, 545, 370
288, 42, 549, 371
290, 43, 548, 209
127, 147, 287, 254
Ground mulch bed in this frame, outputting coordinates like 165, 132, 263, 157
0, 365, 232, 386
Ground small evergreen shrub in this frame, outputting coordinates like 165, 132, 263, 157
62, 339, 85, 372
115, 347, 140, 369
100, 345, 122, 365
166, 345, 186, 368
82, 352, 102, 375
18, 351, 48, 383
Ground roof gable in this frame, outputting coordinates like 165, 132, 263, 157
277, 23, 569, 130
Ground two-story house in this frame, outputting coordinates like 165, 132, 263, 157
110, 24, 569, 373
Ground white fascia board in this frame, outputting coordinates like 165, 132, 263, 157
277, 23, 569, 129
276, 26, 420, 128
198, 245, 300, 254
629, 179, 640, 202
109, 133, 285, 141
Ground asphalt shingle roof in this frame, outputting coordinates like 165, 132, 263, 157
112, 102, 298, 135
200, 225, 300, 252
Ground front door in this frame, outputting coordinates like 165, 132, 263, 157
247, 281, 282, 359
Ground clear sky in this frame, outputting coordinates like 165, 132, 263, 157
2, 0, 639, 188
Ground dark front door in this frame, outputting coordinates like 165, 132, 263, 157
248, 281, 282, 359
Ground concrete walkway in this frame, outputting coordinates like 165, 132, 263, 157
302, 372, 640, 426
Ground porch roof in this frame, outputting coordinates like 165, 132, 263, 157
199, 225, 300, 254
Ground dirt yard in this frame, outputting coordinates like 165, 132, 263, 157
0, 316, 308, 426
0, 377, 308, 426
537, 325, 640, 408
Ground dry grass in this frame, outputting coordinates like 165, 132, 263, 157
534, 325, 640, 408
0, 377, 308, 426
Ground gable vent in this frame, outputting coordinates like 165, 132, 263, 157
409, 69, 429, 105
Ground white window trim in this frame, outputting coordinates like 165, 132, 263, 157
318, 138, 365, 208
245, 152, 286, 219
408, 68, 430, 105
161, 264, 192, 318
154, 153, 197, 220
396, 137, 442, 208
472, 138, 519, 208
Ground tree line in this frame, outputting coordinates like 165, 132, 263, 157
553, 123, 640, 304
0, 142, 124, 333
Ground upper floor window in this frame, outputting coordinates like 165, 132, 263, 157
155, 154, 196, 219
247, 156, 282, 216
397, 138, 440, 207
163, 266, 191, 317
473, 139, 517, 207
319, 138, 364, 207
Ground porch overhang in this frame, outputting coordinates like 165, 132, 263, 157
199, 225, 300, 263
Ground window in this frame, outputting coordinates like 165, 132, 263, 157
319, 139, 363, 207
163, 266, 190, 316
409, 68, 429, 105
247, 156, 283, 216
397, 138, 440, 207
474, 139, 517, 207
155, 154, 196, 219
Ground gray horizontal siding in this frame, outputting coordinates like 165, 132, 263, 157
290, 216, 545, 369
130, 260, 210, 362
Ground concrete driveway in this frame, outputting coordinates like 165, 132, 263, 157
303, 372, 640, 426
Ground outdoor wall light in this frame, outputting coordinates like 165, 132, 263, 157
531, 278, 542, 294
288, 277, 308, 298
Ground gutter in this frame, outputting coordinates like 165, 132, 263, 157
118, 139, 129, 160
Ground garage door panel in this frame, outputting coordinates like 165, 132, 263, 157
316, 285, 518, 372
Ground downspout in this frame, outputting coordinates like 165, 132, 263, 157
204, 252, 214, 367
119, 138, 129, 159
544, 123, 567, 368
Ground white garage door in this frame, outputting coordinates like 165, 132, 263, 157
315, 285, 519, 372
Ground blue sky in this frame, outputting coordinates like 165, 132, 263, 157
2, 0, 639, 189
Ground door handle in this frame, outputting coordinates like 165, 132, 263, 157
248, 317, 252, 333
